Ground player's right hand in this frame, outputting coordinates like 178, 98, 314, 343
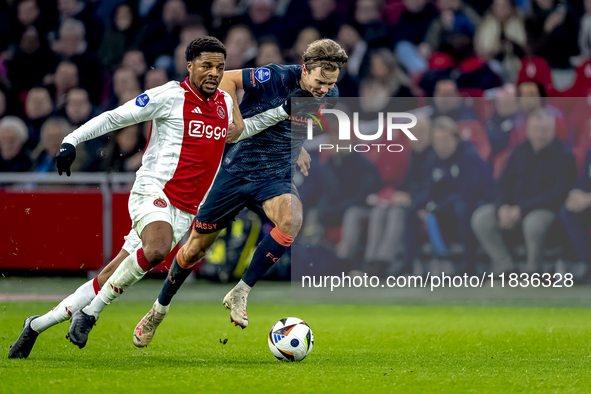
282, 89, 314, 115
56, 143, 76, 176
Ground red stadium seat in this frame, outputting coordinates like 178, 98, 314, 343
493, 148, 512, 179
517, 56, 555, 95
559, 60, 591, 98
456, 120, 492, 162
365, 130, 411, 187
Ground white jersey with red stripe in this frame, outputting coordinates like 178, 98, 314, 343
63, 77, 233, 215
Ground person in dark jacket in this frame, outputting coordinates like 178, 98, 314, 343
30, 117, 70, 172
392, 0, 438, 75
303, 129, 382, 263
559, 148, 591, 281
431, 78, 475, 121
0, 116, 31, 172
472, 108, 577, 274
364, 116, 435, 268
404, 116, 495, 274
485, 88, 519, 157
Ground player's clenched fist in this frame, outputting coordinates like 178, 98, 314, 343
56, 143, 76, 176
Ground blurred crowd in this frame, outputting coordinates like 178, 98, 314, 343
3, 0, 591, 278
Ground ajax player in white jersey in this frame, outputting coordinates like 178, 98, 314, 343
8, 36, 284, 358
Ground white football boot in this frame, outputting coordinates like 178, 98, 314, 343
133, 301, 168, 347
223, 287, 249, 329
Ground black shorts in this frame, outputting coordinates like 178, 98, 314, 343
193, 166, 299, 234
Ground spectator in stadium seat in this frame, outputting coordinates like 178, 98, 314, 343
333, 24, 365, 97
336, 24, 368, 81
423, 0, 481, 56
472, 109, 577, 274
98, 3, 140, 71
103, 124, 144, 173
512, 81, 571, 145
136, 0, 187, 65
560, 147, 591, 281
253, 38, 285, 69
474, 0, 526, 83
524, 0, 579, 69
391, 0, 438, 76
309, 0, 341, 39
208, 0, 244, 39
247, 0, 281, 41
404, 116, 494, 275
60, 87, 106, 172
364, 117, 435, 270
50, 18, 103, 104
224, 25, 257, 71
319, 141, 383, 266
24, 86, 54, 150
45, 61, 79, 110
571, 0, 591, 66
30, 117, 71, 172
289, 27, 321, 65
9, 26, 59, 95
431, 78, 475, 121
0, 116, 31, 172
144, 69, 169, 90
56, 0, 104, 52
358, 49, 412, 113
108, 67, 140, 110
63, 88, 93, 128
179, 20, 209, 46
353, 0, 388, 46
121, 50, 148, 85
8, 0, 54, 48
485, 87, 519, 156
173, 43, 189, 80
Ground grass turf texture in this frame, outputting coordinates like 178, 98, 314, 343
1, 293, 591, 394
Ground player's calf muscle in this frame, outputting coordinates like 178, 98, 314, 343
183, 232, 218, 264
96, 250, 130, 287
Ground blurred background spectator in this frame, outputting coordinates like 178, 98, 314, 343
30, 117, 71, 172
404, 116, 494, 275
472, 109, 576, 273
0, 116, 31, 172
2, 0, 591, 278
23, 86, 54, 149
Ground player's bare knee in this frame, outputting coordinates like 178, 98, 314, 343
143, 244, 170, 263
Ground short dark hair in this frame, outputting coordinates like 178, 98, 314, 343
185, 36, 226, 62
518, 80, 546, 98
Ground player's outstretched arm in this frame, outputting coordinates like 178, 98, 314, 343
229, 89, 312, 144
220, 70, 245, 142
56, 86, 172, 176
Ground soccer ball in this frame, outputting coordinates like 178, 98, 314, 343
268, 317, 314, 362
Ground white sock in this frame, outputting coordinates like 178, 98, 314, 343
83, 250, 148, 319
235, 279, 252, 296
31, 279, 97, 333
154, 299, 169, 314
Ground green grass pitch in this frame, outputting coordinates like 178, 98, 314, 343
1, 280, 591, 393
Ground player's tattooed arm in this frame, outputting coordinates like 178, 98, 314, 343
220, 70, 245, 142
